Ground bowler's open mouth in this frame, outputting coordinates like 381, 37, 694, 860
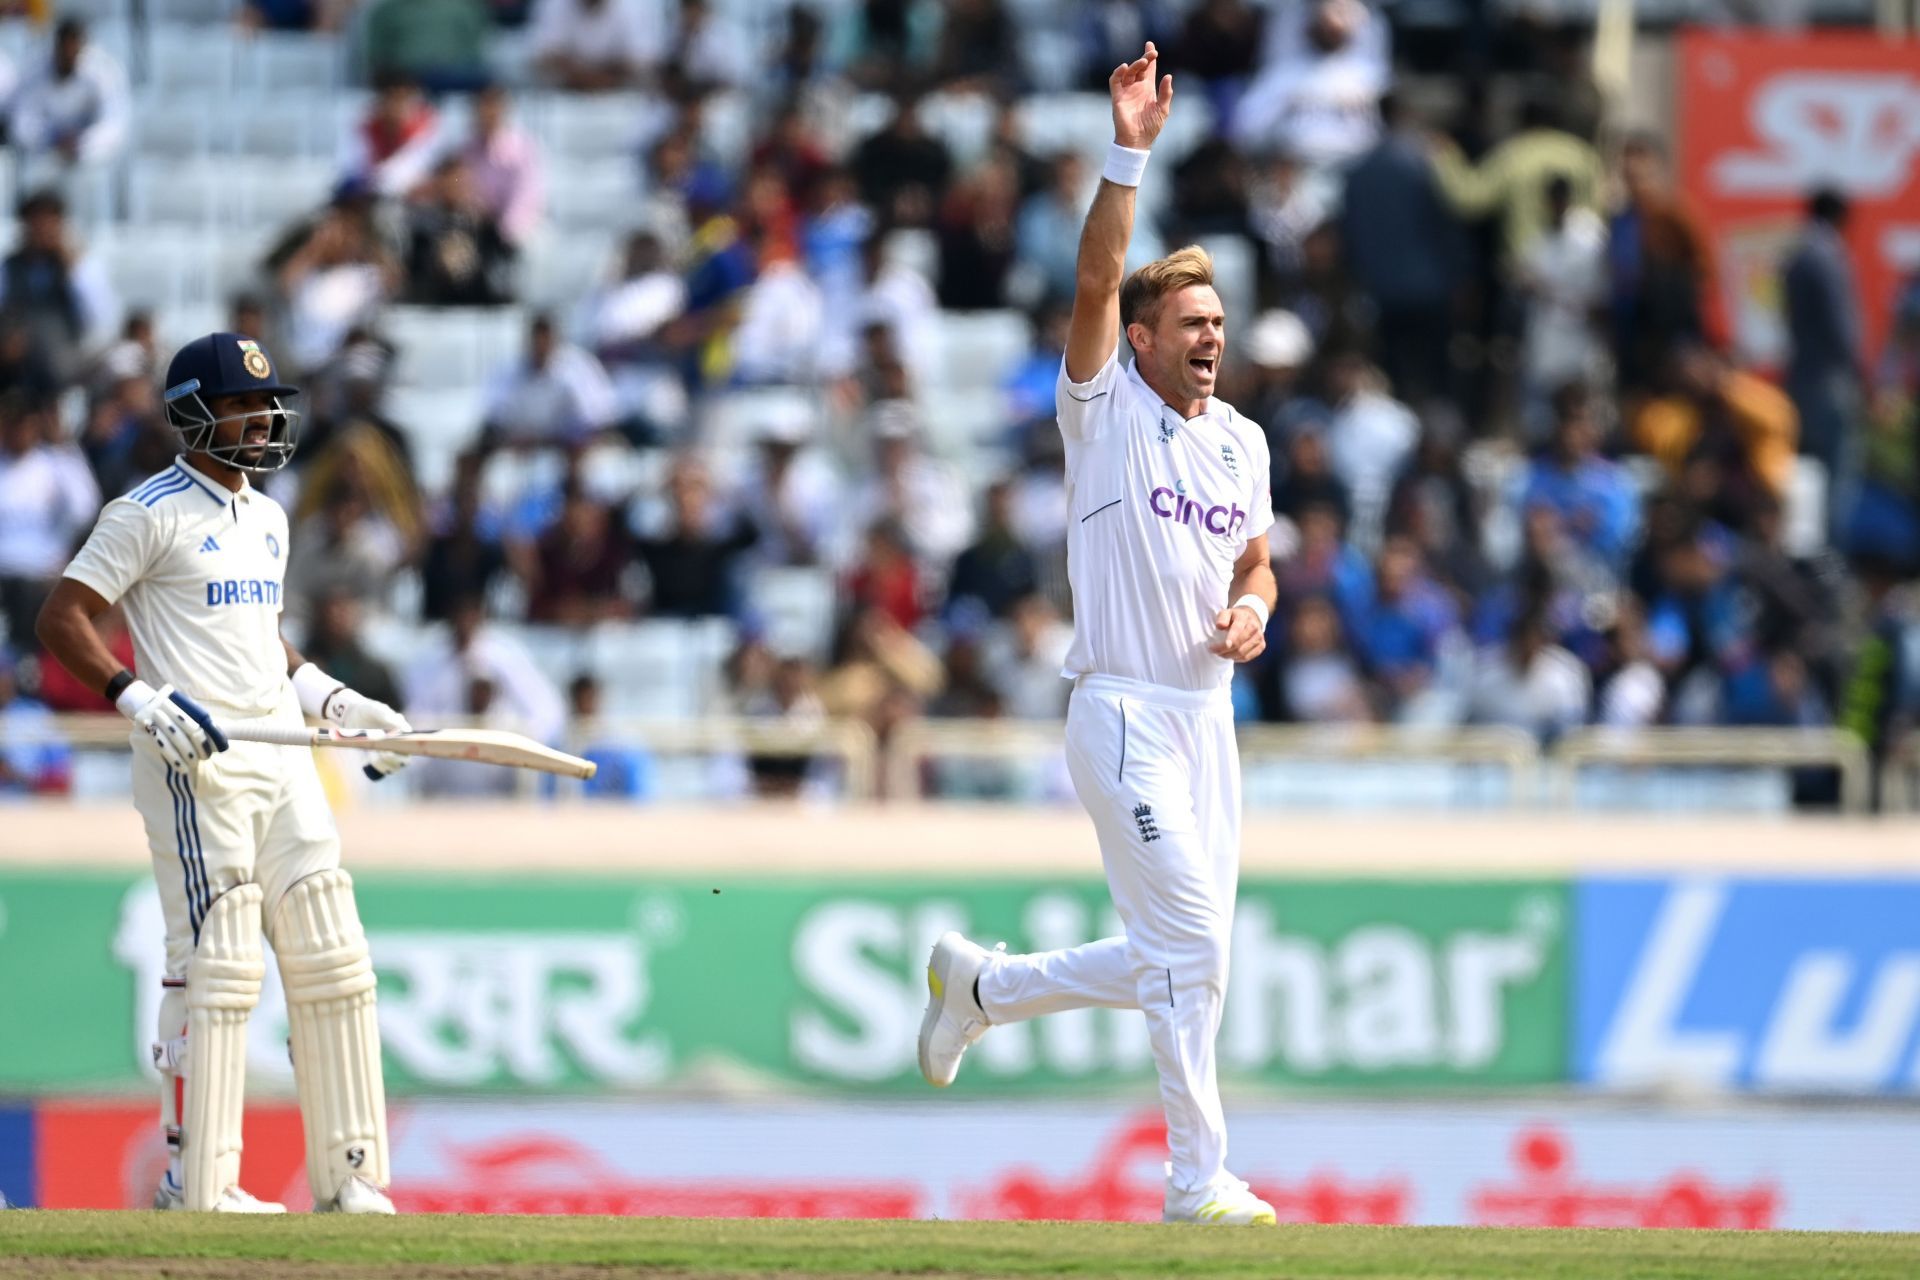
1189, 355, 1216, 376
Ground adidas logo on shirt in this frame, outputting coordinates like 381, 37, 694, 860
198, 536, 220, 554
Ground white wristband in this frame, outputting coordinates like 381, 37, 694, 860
1234, 594, 1271, 630
291, 662, 346, 721
116, 678, 159, 720
1103, 142, 1150, 187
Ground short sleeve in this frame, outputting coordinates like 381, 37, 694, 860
1243, 426, 1275, 544
1056, 350, 1122, 443
62, 499, 158, 606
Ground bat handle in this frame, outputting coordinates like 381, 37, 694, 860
218, 724, 322, 749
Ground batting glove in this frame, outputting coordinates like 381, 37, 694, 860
117, 680, 228, 773
325, 686, 413, 782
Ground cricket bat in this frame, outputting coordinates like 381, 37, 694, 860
222, 724, 598, 780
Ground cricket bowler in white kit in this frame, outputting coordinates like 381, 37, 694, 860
918, 45, 1281, 1226
36, 333, 407, 1214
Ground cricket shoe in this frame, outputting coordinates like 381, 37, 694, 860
317, 1175, 396, 1214
1163, 1173, 1278, 1225
153, 1173, 286, 1213
917, 932, 1003, 1087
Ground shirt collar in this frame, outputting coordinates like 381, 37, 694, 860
175, 455, 251, 505
1127, 359, 1220, 426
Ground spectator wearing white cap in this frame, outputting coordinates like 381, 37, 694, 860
1241, 308, 1317, 435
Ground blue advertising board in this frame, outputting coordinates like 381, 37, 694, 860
1576, 878, 1920, 1094
0, 1104, 34, 1207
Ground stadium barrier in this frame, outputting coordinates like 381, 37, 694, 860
1550, 727, 1874, 813
28, 714, 1883, 811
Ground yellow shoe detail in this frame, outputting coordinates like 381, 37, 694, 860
928, 967, 944, 999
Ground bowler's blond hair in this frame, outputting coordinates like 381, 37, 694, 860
1119, 245, 1216, 330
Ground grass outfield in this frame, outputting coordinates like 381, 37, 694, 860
3, 1213, 1919, 1279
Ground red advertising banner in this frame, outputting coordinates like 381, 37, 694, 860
35, 1101, 306, 1210
19, 1099, 1913, 1228
1678, 32, 1920, 370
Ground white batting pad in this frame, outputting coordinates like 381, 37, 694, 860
184, 882, 265, 1211
270, 869, 390, 1206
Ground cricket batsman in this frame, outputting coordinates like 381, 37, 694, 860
917, 45, 1281, 1225
37, 333, 406, 1213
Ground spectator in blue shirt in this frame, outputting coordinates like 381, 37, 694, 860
1520, 381, 1639, 573
1350, 535, 1462, 719
0, 647, 69, 796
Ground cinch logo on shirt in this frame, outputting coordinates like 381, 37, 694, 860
1148, 484, 1247, 537
205, 579, 282, 606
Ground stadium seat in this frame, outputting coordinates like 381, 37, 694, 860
521, 232, 616, 309
150, 0, 239, 22
584, 619, 736, 718
94, 228, 226, 309
383, 306, 531, 391
385, 383, 489, 494
1196, 235, 1257, 336
748, 567, 837, 664
506, 623, 590, 693
547, 165, 644, 233
536, 92, 667, 161
230, 95, 348, 159
922, 388, 1007, 454
46, 0, 132, 18
145, 25, 239, 95
919, 91, 998, 169
235, 31, 344, 93
698, 386, 825, 455
1014, 92, 1213, 164
134, 99, 214, 158
127, 154, 332, 233
935, 311, 1031, 395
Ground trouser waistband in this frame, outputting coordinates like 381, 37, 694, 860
1073, 672, 1229, 713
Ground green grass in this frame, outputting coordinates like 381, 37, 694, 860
3, 1212, 1919, 1279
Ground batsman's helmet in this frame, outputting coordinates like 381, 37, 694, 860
162, 332, 302, 473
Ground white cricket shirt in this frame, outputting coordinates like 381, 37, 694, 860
1058, 352, 1274, 693
62, 457, 292, 718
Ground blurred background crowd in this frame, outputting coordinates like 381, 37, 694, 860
0, 0, 1915, 806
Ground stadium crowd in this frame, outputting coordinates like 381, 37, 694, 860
0, 0, 1916, 804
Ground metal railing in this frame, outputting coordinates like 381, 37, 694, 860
1550, 727, 1873, 814
36, 714, 882, 803
887, 720, 1542, 806
19, 714, 1888, 812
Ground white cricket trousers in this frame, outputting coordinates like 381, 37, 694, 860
976, 673, 1242, 1193
131, 684, 341, 987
